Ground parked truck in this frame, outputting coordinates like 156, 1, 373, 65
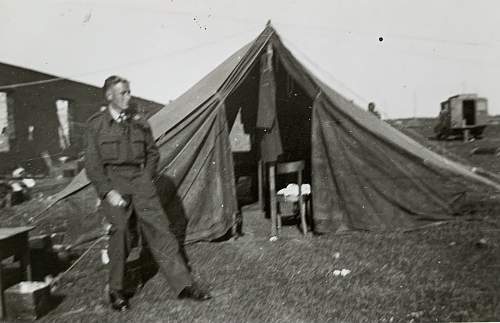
434, 94, 488, 140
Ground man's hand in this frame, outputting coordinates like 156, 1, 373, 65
105, 190, 128, 208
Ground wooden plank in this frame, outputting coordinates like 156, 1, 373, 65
257, 160, 264, 212
268, 163, 277, 237
298, 172, 307, 235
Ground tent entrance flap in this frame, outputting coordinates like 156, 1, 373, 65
226, 47, 315, 207
257, 44, 283, 164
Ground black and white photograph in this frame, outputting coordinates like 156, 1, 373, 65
1, 1, 500, 322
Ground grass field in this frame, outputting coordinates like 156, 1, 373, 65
2, 120, 500, 322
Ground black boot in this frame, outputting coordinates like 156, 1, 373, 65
178, 285, 212, 301
109, 290, 130, 312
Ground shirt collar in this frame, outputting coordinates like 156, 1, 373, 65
106, 106, 132, 124
108, 106, 122, 122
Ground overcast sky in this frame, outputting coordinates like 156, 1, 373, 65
1, 0, 499, 118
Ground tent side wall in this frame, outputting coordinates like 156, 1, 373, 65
154, 99, 238, 243
269, 30, 500, 232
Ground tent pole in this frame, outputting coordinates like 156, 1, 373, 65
258, 159, 264, 212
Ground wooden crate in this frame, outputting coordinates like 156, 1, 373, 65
4, 282, 51, 320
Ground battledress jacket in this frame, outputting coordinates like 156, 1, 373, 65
84, 108, 160, 200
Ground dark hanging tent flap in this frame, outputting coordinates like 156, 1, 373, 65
257, 44, 283, 163
257, 45, 277, 129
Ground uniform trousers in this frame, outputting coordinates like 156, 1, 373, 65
102, 165, 192, 295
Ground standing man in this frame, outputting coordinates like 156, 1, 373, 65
85, 76, 211, 312
368, 102, 381, 119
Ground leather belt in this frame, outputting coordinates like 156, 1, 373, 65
105, 164, 143, 172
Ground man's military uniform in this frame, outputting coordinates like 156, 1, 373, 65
85, 107, 192, 296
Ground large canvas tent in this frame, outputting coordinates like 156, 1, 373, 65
42, 23, 500, 245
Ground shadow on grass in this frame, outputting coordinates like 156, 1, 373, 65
42, 294, 66, 319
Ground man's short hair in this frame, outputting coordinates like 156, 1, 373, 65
103, 75, 129, 98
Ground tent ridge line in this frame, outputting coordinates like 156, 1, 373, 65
215, 27, 275, 105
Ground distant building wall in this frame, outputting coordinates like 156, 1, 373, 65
0, 92, 9, 152
0, 62, 163, 174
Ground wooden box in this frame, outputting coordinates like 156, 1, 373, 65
4, 282, 51, 320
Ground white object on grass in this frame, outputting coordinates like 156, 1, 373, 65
340, 269, 351, 276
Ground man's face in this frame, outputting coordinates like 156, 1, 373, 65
107, 82, 131, 112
